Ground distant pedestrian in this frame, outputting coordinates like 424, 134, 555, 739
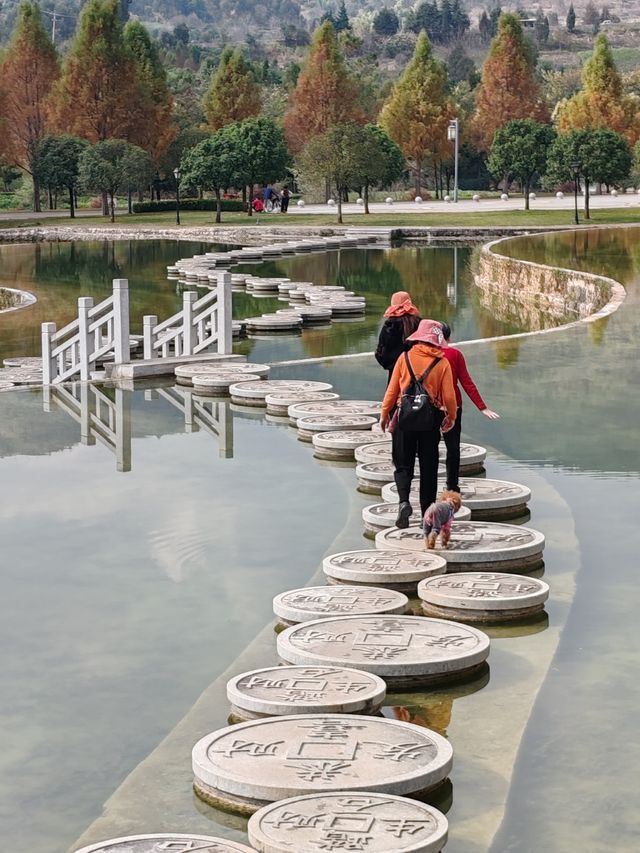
252, 196, 264, 213
280, 186, 290, 213
439, 321, 500, 493
375, 291, 421, 383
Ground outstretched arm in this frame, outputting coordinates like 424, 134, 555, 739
456, 350, 488, 411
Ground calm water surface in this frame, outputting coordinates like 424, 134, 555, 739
1, 230, 639, 852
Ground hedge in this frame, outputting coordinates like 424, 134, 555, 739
132, 198, 245, 213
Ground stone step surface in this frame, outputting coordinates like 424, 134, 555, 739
73, 834, 255, 852
273, 584, 409, 625
323, 549, 446, 591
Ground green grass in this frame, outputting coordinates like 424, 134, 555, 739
2, 207, 640, 230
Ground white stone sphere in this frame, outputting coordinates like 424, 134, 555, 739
529, 192, 536, 200
636, 187, 640, 194
444, 195, 451, 202
556, 191, 564, 199
327, 198, 336, 206
500, 193, 509, 201
414, 196, 423, 204
611, 188, 618, 197
385, 197, 393, 204
473, 194, 480, 202
356, 197, 364, 205
297, 199, 305, 207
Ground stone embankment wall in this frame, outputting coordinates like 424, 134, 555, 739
0, 286, 36, 314
473, 236, 625, 330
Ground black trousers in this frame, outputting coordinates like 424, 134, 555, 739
281, 196, 289, 212
392, 426, 441, 516
442, 408, 462, 492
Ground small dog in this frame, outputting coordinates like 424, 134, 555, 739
423, 490, 462, 550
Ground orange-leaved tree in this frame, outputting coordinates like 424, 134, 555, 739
203, 47, 262, 132
472, 13, 549, 153
0, 1, 59, 211
555, 34, 640, 145
283, 21, 363, 154
380, 31, 452, 195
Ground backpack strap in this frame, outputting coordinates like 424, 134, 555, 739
404, 351, 441, 386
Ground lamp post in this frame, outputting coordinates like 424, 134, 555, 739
173, 167, 181, 226
570, 162, 580, 226
447, 119, 459, 203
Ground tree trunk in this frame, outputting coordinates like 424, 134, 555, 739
524, 180, 530, 210
325, 178, 331, 202
128, 187, 133, 215
138, 188, 144, 202
33, 174, 41, 212
585, 181, 590, 219
102, 190, 109, 216
337, 185, 343, 225
110, 194, 115, 223
215, 189, 221, 224
247, 184, 253, 216
414, 161, 422, 196
364, 183, 370, 215
68, 185, 75, 219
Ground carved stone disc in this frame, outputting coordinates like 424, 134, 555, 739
323, 550, 446, 587
265, 391, 340, 416
230, 380, 333, 406
356, 461, 446, 494
381, 478, 531, 515
288, 400, 382, 420
297, 414, 378, 432
192, 714, 453, 811
73, 834, 255, 852
418, 571, 549, 622
312, 430, 387, 451
355, 441, 486, 471
227, 665, 386, 717
175, 361, 269, 384
362, 502, 471, 535
273, 585, 408, 624
192, 373, 261, 394
248, 792, 448, 853
277, 615, 489, 683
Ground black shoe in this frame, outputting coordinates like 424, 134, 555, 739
396, 501, 412, 529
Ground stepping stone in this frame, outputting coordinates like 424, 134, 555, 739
227, 665, 386, 721
362, 502, 472, 538
278, 307, 332, 324
248, 792, 448, 853
356, 461, 446, 495
375, 522, 545, 573
273, 585, 408, 627
0, 368, 42, 386
297, 415, 379, 442
277, 615, 490, 689
356, 441, 486, 472
245, 314, 303, 332
2, 356, 42, 368
323, 549, 447, 592
192, 372, 261, 395
0, 381, 16, 391
192, 714, 453, 813
381, 478, 531, 521
175, 361, 268, 385
265, 391, 340, 417
73, 835, 255, 853
230, 380, 333, 407
289, 399, 382, 422
418, 572, 550, 623
312, 429, 388, 461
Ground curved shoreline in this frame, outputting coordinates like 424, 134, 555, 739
0, 285, 37, 315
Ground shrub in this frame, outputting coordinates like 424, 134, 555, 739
132, 198, 245, 213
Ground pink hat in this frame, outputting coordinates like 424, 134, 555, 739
405, 319, 445, 347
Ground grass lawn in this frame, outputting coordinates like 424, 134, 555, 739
2, 207, 640, 230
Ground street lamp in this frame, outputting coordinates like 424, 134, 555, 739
570, 162, 580, 226
173, 167, 181, 226
447, 119, 459, 203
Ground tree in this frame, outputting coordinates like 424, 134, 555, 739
79, 139, 151, 221
535, 10, 550, 45
472, 13, 549, 152
36, 135, 87, 217
555, 34, 640, 145
180, 129, 241, 224
299, 123, 364, 223
566, 4, 576, 32
373, 8, 400, 36
0, 2, 59, 211
334, 0, 350, 32
584, 1, 600, 32
283, 21, 362, 154
488, 119, 556, 209
447, 45, 479, 87
352, 124, 405, 213
380, 32, 451, 193
545, 129, 632, 218
229, 117, 289, 216
203, 47, 261, 132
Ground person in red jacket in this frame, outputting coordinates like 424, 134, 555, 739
440, 322, 500, 492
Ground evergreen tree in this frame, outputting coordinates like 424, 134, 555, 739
447, 44, 478, 87
472, 13, 549, 152
0, 2, 59, 211
479, 11, 491, 43
203, 47, 261, 132
78, 139, 152, 221
334, 0, 350, 32
583, 1, 600, 33
373, 8, 400, 36
180, 128, 241, 223
283, 21, 362, 153
566, 4, 576, 32
488, 118, 556, 208
380, 32, 451, 193
36, 135, 87, 217
535, 10, 550, 45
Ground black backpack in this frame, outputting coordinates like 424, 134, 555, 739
397, 352, 444, 432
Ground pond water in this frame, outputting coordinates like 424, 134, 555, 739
1, 229, 639, 853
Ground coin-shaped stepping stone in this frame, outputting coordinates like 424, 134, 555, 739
297, 415, 378, 442
230, 380, 333, 407
278, 615, 489, 689
175, 361, 268, 385
192, 714, 453, 813
0, 369, 42, 385
273, 585, 408, 626
356, 462, 445, 495
323, 549, 447, 592
381, 478, 531, 520
0, 381, 16, 391
227, 665, 386, 720
312, 429, 388, 461
73, 834, 255, 852
265, 391, 340, 416
245, 314, 303, 332
2, 356, 42, 368
418, 572, 549, 623
362, 502, 471, 538
375, 522, 545, 573
248, 792, 448, 853
192, 372, 261, 395
355, 441, 486, 472
289, 400, 382, 422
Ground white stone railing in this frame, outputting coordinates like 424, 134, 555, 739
143, 272, 232, 360
41, 279, 130, 385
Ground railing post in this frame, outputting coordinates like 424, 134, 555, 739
78, 296, 94, 382
217, 271, 233, 354
41, 322, 57, 385
182, 290, 197, 356
112, 278, 130, 365
143, 315, 158, 360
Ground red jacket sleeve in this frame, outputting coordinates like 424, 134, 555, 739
455, 350, 487, 411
